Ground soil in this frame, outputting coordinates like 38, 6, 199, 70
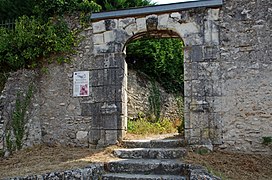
0, 133, 271, 180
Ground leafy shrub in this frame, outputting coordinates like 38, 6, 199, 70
0, 16, 76, 70
0, 0, 101, 71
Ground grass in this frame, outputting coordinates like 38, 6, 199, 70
0, 145, 119, 179
184, 150, 272, 180
127, 118, 179, 135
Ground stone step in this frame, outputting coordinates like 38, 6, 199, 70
122, 139, 185, 148
102, 173, 187, 180
105, 159, 190, 176
114, 148, 187, 159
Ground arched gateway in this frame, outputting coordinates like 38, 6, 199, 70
88, 0, 223, 147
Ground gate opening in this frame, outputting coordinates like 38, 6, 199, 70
123, 31, 185, 139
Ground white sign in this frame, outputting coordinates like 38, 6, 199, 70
73, 71, 89, 97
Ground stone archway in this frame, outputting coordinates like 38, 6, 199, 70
90, 9, 221, 147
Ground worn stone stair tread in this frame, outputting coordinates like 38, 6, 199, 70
102, 173, 187, 180
114, 148, 187, 159
122, 139, 185, 148
105, 159, 190, 175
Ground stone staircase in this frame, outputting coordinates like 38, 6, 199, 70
102, 139, 220, 180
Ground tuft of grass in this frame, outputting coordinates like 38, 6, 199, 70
262, 136, 272, 146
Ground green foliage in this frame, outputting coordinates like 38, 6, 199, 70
0, 0, 101, 21
127, 117, 176, 135
95, 0, 154, 11
0, 16, 76, 70
126, 38, 184, 94
262, 136, 272, 146
6, 84, 33, 152
148, 81, 161, 122
6, 131, 14, 152
0, 0, 101, 71
194, 147, 210, 155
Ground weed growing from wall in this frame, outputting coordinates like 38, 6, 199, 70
148, 81, 161, 122
262, 136, 272, 146
5, 84, 33, 152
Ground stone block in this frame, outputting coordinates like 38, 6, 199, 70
191, 45, 203, 62
170, 12, 181, 19
92, 20, 106, 33
146, 15, 158, 31
175, 22, 200, 38
81, 102, 101, 117
125, 23, 137, 36
105, 130, 118, 145
104, 31, 116, 43
93, 44, 109, 54
90, 70, 104, 86
76, 131, 88, 140
203, 46, 219, 60
89, 128, 101, 144
207, 9, 220, 21
105, 19, 118, 31
93, 34, 104, 45
101, 103, 118, 115
119, 18, 135, 29
136, 17, 147, 32
158, 14, 169, 30
102, 114, 118, 129
103, 68, 117, 85
113, 29, 130, 44
204, 21, 219, 45
94, 42, 123, 54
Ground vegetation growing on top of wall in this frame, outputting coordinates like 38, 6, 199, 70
0, 0, 101, 71
95, 0, 154, 11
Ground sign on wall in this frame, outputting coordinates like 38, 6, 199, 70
73, 71, 89, 97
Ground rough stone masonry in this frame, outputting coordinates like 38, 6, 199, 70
0, 0, 271, 154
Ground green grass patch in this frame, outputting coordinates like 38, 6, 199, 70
127, 118, 177, 135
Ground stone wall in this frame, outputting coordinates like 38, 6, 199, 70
7, 163, 104, 180
0, 0, 271, 154
218, 0, 272, 153
127, 69, 181, 121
